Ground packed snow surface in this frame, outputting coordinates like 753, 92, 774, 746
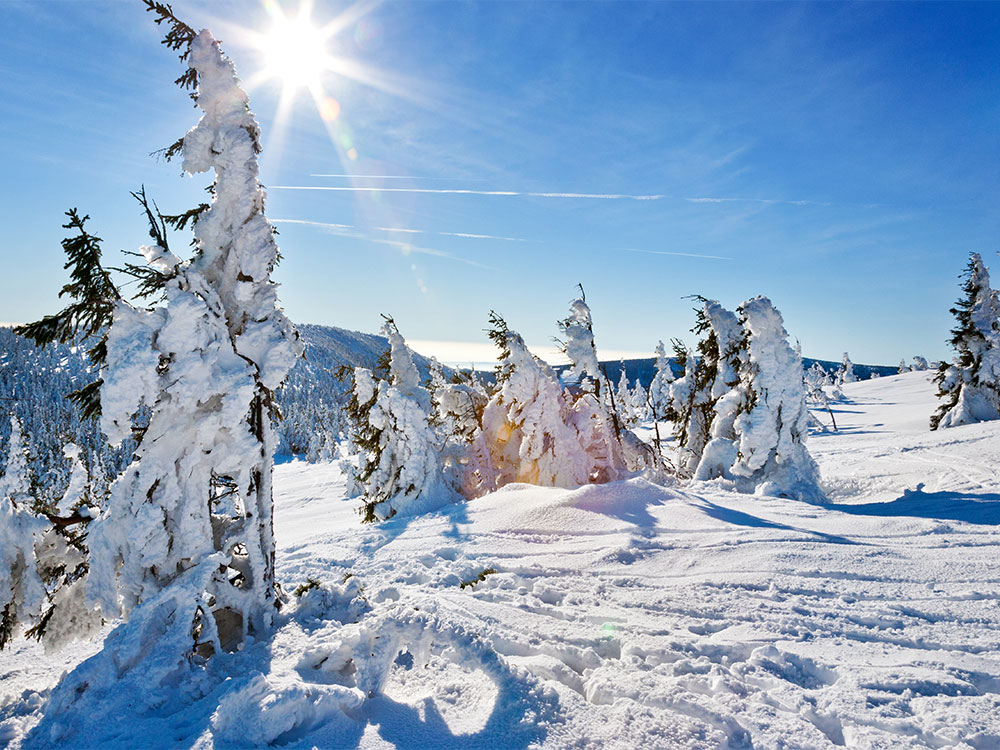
2, 371, 999, 748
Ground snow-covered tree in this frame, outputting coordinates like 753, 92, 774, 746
630, 379, 650, 422
804, 363, 838, 431
671, 298, 743, 476
0, 418, 48, 647
557, 293, 627, 481
432, 374, 495, 499
351, 319, 448, 522
614, 361, 637, 427
696, 297, 823, 502
482, 313, 591, 488
668, 344, 704, 475
898, 358, 910, 374
839, 353, 858, 385
911, 355, 929, 371
931, 253, 1000, 430
17, 14, 304, 661
648, 341, 674, 423
804, 363, 829, 403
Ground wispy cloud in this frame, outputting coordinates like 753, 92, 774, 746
311, 174, 488, 181
622, 247, 733, 261
271, 185, 666, 200
273, 184, 835, 206
377, 227, 532, 243
271, 218, 496, 270
685, 196, 831, 207
272, 218, 354, 230
274, 218, 528, 245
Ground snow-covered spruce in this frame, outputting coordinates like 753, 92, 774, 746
86, 27, 301, 661
931, 252, 1000, 430
558, 295, 629, 480
350, 319, 451, 522
671, 297, 742, 477
481, 314, 592, 488
614, 360, 638, 428
431, 369, 496, 500
0, 417, 48, 647
647, 340, 674, 425
696, 296, 824, 503
839, 352, 857, 385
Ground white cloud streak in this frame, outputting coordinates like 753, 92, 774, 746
271, 218, 496, 270
274, 218, 527, 245
686, 197, 831, 207
310, 174, 487, 181
271, 185, 666, 200
622, 247, 733, 261
274, 184, 830, 206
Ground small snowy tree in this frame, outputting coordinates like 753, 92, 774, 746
432, 372, 495, 499
804, 363, 838, 431
931, 253, 1000, 430
898, 358, 909, 374
911, 355, 929, 371
668, 343, 705, 476
648, 341, 674, 422
351, 318, 448, 522
695, 297, 823, 502
482, 313, 591, 488
0, 418, 48, 647
557, 293, 627, 481
630, 379, 650, 422
614, 361, 637, 427
671, 297, 742, 476
645, 340, 675, 458
839, 352, 858, 385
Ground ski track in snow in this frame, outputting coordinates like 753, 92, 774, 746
2, 371, 999, 748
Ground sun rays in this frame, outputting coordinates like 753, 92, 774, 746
226, 0, 389, 171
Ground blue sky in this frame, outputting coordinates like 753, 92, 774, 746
1, 1, 997, 366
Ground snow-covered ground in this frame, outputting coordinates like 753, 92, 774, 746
2, 371, 999, 748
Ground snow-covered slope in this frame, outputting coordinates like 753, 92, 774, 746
2, 371, 998, 748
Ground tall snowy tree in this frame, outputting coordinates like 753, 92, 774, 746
931, 253, 1000, 430
11, 8, 302, 663
695, 297, 823, 502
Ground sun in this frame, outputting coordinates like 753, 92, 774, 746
259, 8, 334, 91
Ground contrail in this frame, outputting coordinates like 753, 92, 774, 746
686, 197, 831, 207
271, 218, 496, 270
310, 173, 487, 181
271, 185, 666, 200
623, 247, 733, 261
